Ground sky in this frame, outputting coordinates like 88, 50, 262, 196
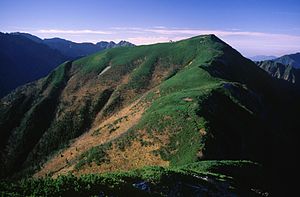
0, 0, 300, 57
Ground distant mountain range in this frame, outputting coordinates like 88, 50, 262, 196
43, 38, 134, 58
255, 52, 300, 86
249, 55, 277, 61
0, 33, 68, 97
12, 32, 134, 58
273, 52, 300, 69
0, 32, 134, 97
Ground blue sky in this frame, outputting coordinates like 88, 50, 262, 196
1, 0, 300, 57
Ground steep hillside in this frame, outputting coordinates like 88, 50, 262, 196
273, 52, 300, 68
0, 33, 69, 97
256, 60, 300, 85
0, 35, 299, 195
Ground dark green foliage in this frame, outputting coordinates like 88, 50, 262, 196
165, 68, 179, 80
107, 124, 120, 133
0, 93, 34, 151
92, 89, 114, 116
196, 87, 268, 162
115, 129, 136, 151
127, 55, 157, 90
181, 160, 264, 187
102, 92, 123, 117
75, 143, 111, 170
1, 62, 72, 177
0, 160, 265, 197
23, 88, 114, 175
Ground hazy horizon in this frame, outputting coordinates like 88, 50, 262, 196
1, 0, 300, 57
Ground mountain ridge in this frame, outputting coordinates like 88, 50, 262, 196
273, 52, 300, 68
0, 32, 69, 97
256, 60, 300, 85
249, 55, 276, 61
255, 52, 300, 86
12, 32, 135, 58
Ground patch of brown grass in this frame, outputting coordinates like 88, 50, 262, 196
200, 128, 207, 136
76, 139, 169, 175
34, 97, 147, 178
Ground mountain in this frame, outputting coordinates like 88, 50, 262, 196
256, 60, 300, 85
0, 35, 299, 195
249, 55, 276, 61
0, 32, 134, 98
273, 52, 300, 68
254, 52, 300, 86
43, 38, 135, 58
12, 32, 135, 58
0, 32, 69, 98
10, 32, 43, 43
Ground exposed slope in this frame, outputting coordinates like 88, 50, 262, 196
0, 35, 299, 196
273, 52, 300, 68
33, 97, 158, 177
256, 60, 300, 86
0, 33, 69, 97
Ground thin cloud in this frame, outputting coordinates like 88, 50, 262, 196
144, 27, 300, 39
108, 26, 300, 42
34, 27, 300, 41
36, 29, 112, 34
127, 36, 187, 45
152, 26, 167, 29
22, 26, 300, 56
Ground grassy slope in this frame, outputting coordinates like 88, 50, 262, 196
0, 61, 72, 177
69, 35, 276, 170
66, 35, 228, 170
2, 36, 219, 177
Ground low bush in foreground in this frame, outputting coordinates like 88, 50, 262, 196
0, 160, 268, 197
